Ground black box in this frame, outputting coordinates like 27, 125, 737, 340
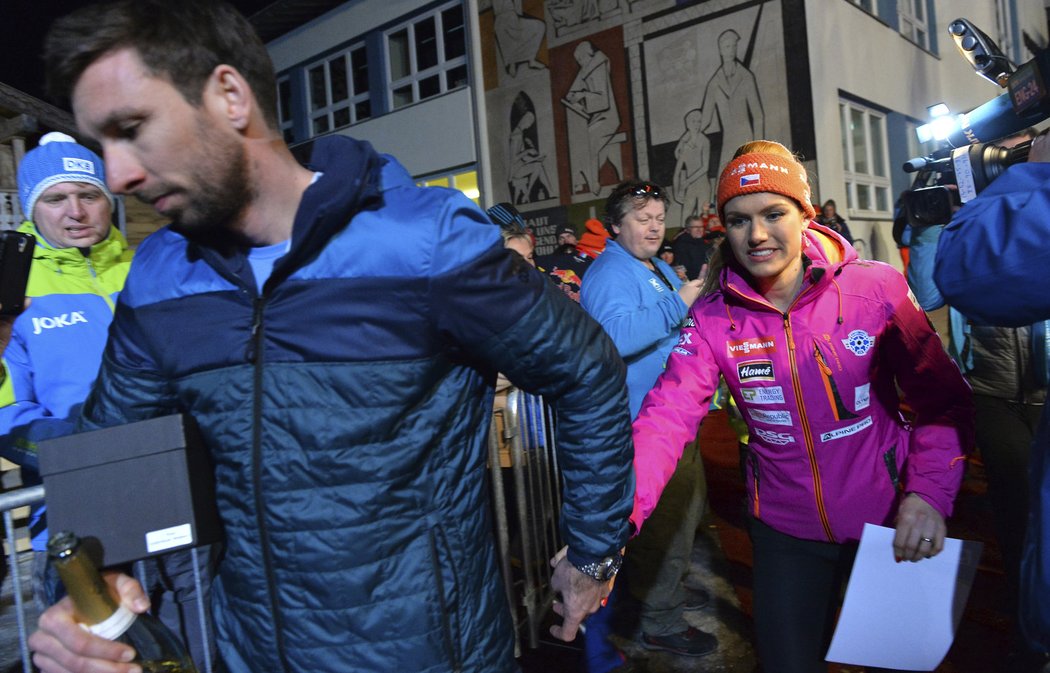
39, 414, 222, 567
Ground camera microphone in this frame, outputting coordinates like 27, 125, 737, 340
902, 153, 953, 172
945, 92, 1047, 148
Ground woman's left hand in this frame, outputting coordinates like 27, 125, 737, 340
893, 493, 947, 562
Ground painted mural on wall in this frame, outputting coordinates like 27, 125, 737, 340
643, 0, 788, 229
492, 0, 547, 78
479, 0, 792, 235
550, 27, 632, 202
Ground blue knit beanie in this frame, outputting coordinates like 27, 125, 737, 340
17, 132, 113, 220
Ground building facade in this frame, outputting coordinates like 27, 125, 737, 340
265, 0, 1048, 264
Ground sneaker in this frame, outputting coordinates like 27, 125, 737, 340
641, 626, 717, 657
682, 586, 710, 612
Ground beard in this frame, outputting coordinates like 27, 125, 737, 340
143, 115, 255, 233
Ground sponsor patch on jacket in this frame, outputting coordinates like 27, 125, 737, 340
727, 337, 775, 358
648, 278, 666, 292
841, 329, 875, 356
753, 427, 794, 445
741, 386, 785, 405
748, 408, 792, 426
32, 311, 88, 335
855, 383, 871, 410
737, 360, 774, 383
820, 416, 873, 442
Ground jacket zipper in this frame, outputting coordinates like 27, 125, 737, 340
785, 314, 836, 542
85, 257, 116, 311
725, 282, 836, 541
428, 528, 463, 671
749, 453, 760, 517
248, 294, 293, 672
813, 344, 857, 421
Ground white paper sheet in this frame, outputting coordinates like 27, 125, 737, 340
825, 523, 983, 671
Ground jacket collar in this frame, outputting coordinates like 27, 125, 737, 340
183, 134, 383, 292
18, 219, 128, 273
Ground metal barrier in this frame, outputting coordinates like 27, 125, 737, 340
2, 484, 43, 673
488, 387, 563, 656
0, 485, 214, 673
1, 394, 563, 669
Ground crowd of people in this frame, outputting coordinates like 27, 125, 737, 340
0, 2, 1047, 673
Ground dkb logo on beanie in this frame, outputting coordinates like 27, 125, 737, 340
17, 132, 113, 221
62, 157, 96, 174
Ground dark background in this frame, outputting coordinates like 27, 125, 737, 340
2, 0, 274, 107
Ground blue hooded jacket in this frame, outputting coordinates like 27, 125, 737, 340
78, 135, 634, 672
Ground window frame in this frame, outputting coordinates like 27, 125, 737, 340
303, 43, 371, 139
839, 100, 893, 218
898, 0, 929, 50
384, 0, 469, 111
846, 0, 877, 16
276, 75, 295, 144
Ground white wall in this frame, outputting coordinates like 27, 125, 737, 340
805, 0, 1046, 265
269, 1, 479, 179
267, 0, 422, 71
334, 86, 477, 177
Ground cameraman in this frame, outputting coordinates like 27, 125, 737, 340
934, 130, 1050, 663
907, 130, 1046, 670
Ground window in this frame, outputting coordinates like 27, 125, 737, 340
847, 0, 876, 15
898, 0, 929, 49
277, 76, 294, 144
386, 2, 468, 110
996, 0, 1019, 64
418, 169, 479, 204
839, 100, 892, 216
305, 46, 371, 138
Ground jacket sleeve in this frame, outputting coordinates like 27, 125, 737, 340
427, 196, 634, 566
880, 268, 973, 518
934, 163, 1050, 325
581, 262, 688, 360
0, 322, 75, 469
905, 224, 946, 312
77, 298, 181, 433
629, 313, 721, 530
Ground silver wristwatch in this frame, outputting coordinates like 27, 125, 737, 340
573, 552, 623, 582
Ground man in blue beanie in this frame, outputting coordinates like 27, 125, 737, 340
2, 131, 132, 609
4, 132, 214, 669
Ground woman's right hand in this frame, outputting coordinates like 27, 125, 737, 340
29, 572, 149, 673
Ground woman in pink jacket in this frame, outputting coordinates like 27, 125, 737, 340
630, 140, 974, 672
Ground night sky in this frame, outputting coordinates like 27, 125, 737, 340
2, 0, 274, 108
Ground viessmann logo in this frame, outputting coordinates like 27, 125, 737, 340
727, 337, 776, 358
737, 360, 774, 383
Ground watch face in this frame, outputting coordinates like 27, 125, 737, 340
597, 554, 622, 580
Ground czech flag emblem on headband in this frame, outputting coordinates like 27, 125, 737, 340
740, 174, 761, 187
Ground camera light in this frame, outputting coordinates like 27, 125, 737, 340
928, 103, 951, 118
917, 115, 961, 142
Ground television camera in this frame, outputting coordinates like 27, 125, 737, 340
902, 19, 1050, 227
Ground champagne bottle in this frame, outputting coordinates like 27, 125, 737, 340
48, 531, 199, 673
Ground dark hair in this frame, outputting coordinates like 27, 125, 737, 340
603, 179, 669, 236
44, 0, 279, 129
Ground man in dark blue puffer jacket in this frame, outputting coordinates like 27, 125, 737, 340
28, 2, 634, 672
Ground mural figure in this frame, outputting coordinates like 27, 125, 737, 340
507, 92, 553, 204
672, 108, 710, 225
701, 28, 764, 196
493, 0, 546, 77
548, 0, 622, 37
562, 40, 623, 196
